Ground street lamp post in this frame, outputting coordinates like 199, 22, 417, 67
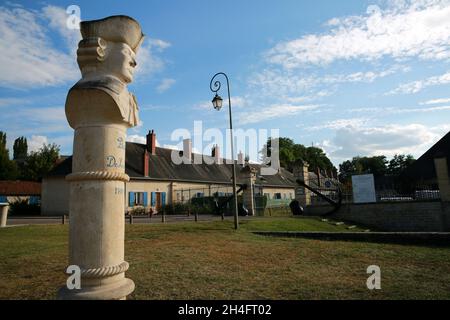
210, 72, 239, 230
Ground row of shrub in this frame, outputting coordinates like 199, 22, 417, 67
161, 203, 216, 215
127, 194, 296, 217
7, 199, 40, 216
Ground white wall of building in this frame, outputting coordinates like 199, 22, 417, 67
41, 177, 295, 216
41, 177, 70, 216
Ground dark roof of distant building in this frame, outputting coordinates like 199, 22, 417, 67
0, 181, 41, 196
47, 142, 297, 188
402, 131, 450, 182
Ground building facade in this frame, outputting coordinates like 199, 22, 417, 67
42, 130, 298, 216
0, 181, 41, 204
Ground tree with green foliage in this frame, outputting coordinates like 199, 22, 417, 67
387, 154, 415, 175
304, 146, 334, 172
0, 131, 19, 180
260, 137, 335, 172
23, 143, 60, 181
13, 136, 28, 160
339, 156, 384, 181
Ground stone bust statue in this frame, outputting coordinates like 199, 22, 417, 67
68, 15, 144, 127
60, 16, 145, 300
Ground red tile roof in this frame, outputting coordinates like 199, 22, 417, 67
0, 181, 41, 196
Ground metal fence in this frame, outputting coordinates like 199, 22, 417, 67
336, 177, 439, 204
306, 177, 344, 205
305, 175, 441, 205
173, 185, 235, 204
172, 185, 239, 216
375, 184, 440, 202
169, 174, 440, 215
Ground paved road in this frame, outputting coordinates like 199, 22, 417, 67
6, 214, 255, 226
7, 216, 65, 226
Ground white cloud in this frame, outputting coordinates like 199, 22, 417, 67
249, 65, 407, 100
286, 90, 334, 103
0, 5, 80, 88
50, 135, 73, 154
0, 4, 171, 87
126, 135, 146, 144
158, 142, 201, 153
139, 104, 176, 112
134, 38, 171, 79
307, 118, 370, 131
22, 106, 66, 123
237, 104, 319, 125
389, 71, 450, 94
156, 78, 176, 93
248, 69, 317, 98
28, 135, 49, 153
5, 132, 73, 158
0, 97, 31, 107
25, 134, 72, 155
266, 0, 450, 69
320, 123, 450, 164
148, 38, 171, 51
41, 5, 80, 54
322, 65, 409, 84
348, 104, 450, 115
228, 96, 247, 108
412, 105, 450, 112
126, 135, 165, 148
162, 144, 181, 151
420, 97, 450, 105
194, 101, 212, 110
0, 105, 70, 137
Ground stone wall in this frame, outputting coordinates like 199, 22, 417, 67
41, 177, 70, 216
305, 201, 450, 232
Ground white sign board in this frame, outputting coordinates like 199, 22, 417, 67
352, 174, 376, 203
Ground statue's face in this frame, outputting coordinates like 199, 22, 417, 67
105, 42, 137, 83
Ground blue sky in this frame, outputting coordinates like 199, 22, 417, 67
1, 0, 450, 166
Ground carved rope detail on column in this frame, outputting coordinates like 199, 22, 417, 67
80, 261, 130, 278
66, 171, 130, 182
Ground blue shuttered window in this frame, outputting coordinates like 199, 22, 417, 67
143, 192, 148, 206
161, 192, 166, 206
151, 192, 156, 206
0, 195, 7, 203
129, 192, 135, 207
29, 196, 40, 205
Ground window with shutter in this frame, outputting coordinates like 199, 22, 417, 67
143, 192, 148, 206
129, 192, 135, 207
161, 192, 166, 206
151, 192, 156, 206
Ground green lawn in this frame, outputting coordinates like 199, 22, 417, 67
0, 217, 449, 299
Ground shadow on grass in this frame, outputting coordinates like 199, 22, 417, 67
253, 231, 450, 248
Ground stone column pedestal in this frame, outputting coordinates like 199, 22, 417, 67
293, 160, 311, 207
58, 90, 135, 300
0, 204, 9, 227
58, 15, 144, 300
240, 165, 257, 216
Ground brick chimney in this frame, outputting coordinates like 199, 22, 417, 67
183, 138, 192, 162
237, 151, 244, 166
144, 150, 150, 177
146, 130, 156, 155
212, 144, 221, 164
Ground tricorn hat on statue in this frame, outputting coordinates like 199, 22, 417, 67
80, 15, 145, 53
